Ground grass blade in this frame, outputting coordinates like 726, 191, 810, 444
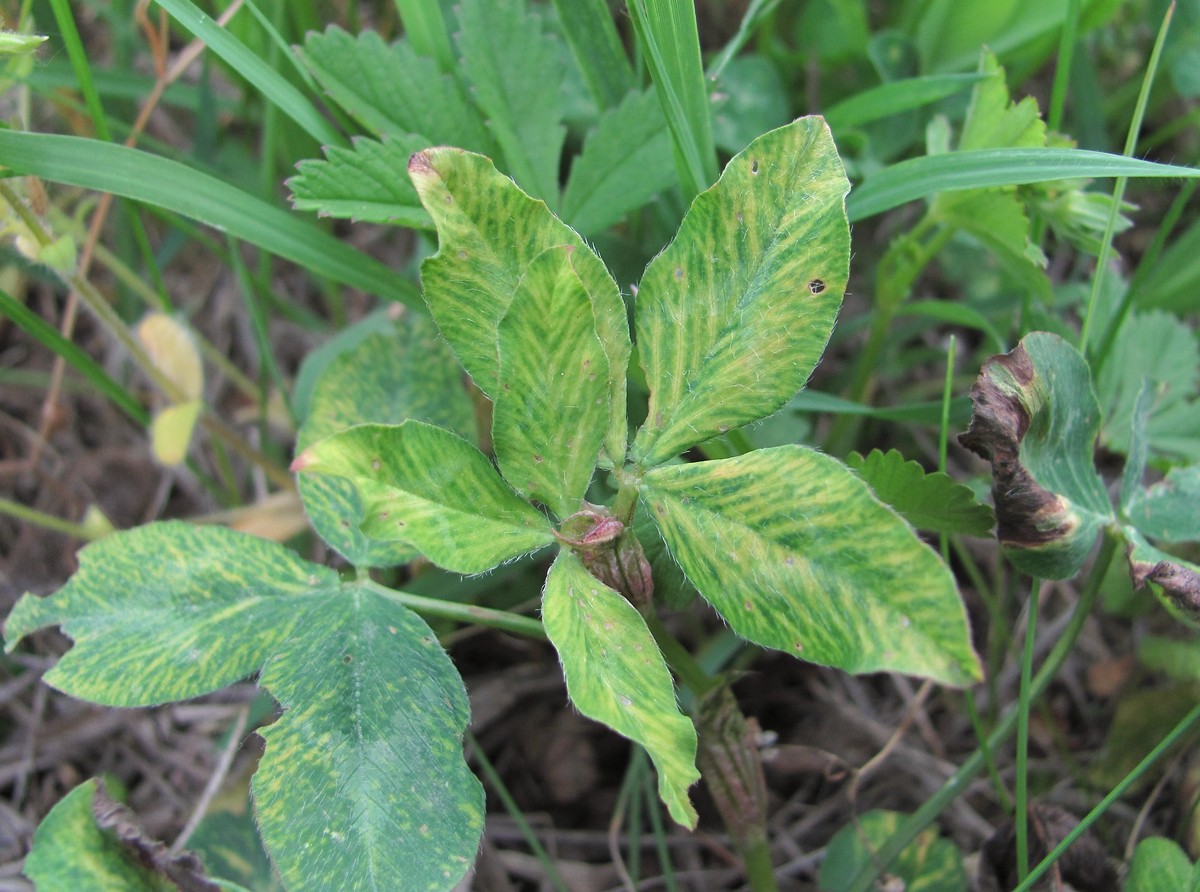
847, 147, 1200, 222
154, 0, 344, 148
393, 0, 456, 72
0, 130, 419, 306
625, 0, 718, 199
825, 73, 986, 131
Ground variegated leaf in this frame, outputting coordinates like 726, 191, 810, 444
294, 420, 554, 575
631, 117, 850, 467
542, 550, 699, 826
408, 147, 629, 466
640, 448, 981, 686
494, 245, 610, 518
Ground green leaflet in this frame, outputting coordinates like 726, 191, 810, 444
1126, 837, 1200, 892
296, 313, 476, 569
294, 420, 554, 575
298, 26, 493, 154
640, 448, 981, 686
494, 246, 611, 518
455, 0, 565, 204
23, 780, 179, 891
560, 87, 675, 237
960, 332, 1114, 579
819, 811, 968, 892
288, 135, 432, 228
409, 147, 629, 465
630, 117, 851, 467
542, 550, 700, 826
3, 522, 330, 705
846, 448, 994, 536
254, 585, 484, 892
4, 524, 483, 892
1125, 466, 1200, 544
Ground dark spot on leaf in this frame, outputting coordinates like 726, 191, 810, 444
675, 267, 684, 279
371, 458, 381, 471
533, 454, 544, 463
751, 159, 759, 174
457, 250, 468, 260
378, 511, 389, 520
342, 653, 353, 664
808, 279, 825, 294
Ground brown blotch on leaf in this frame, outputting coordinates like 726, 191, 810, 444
92, 781, 221, 892
959, 344, 1071, 548
407, 151, 434, 175
1130, 555, 1200, 621
808, 279, 825, 294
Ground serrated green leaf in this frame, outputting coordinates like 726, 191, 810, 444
294, 420, 554, 574
1126, 837, 1200, 892
493, 246, 611, 518
561, 87, 674, 237
289, 136, 432, 227
455, 0, 565, 203
409, 147, 630, 465
3, 522, 332, 705
846, 449, 994, 536
299, 26, 492, 153
542, 550, 699, 826
960, 332, 1114, 579
296, 312, 476, 568
640, 448, 981, 685
819, 810, 967, 892
1125, 466, 1200, 544
24, 781, 177, 891
253, 583, 483, 892
631, 117, 851, 467
1097, 311, 1200, 461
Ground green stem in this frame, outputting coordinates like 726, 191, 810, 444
643, 613, 719, 697
844, 533, 1118, 892
0, 496, 104, 540
363, 580, 546, 640
741, 832, 779, 892
1015, 578, 1041, 882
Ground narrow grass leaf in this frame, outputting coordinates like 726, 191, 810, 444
294, 421, 554, 575
409, 148, 630, 465
456, 0, 565, 203
0, 131, 418, 306
296, 313, 476, 568
561, 88, 674, 237
1133, 215, 1200, 313
960, 332, 1114, 579
625, 0, 717, 197
289, 135, 432, 227
631, 118, 850, 467
848, 148, 1200, 222
3, 522, 328, 705
393, 0, 456, 71
825, 73, 986, 131
641, 448, 981, 686
846, 448, 995, 536
154, 0, 342, 147
253, 584, 483, 892
542, 550, 699, 826
298, 27, 492, 153
494, 246, 611, 518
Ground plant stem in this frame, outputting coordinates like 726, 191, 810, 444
0, 496, 103, 540
1015, 578, 1041, 882
843, 533, 1117, 892
741, 832, 779, 892
363, 579, 546, 640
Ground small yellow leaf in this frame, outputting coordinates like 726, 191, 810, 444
137, 313, 204, 401
151, 400, 202, 466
